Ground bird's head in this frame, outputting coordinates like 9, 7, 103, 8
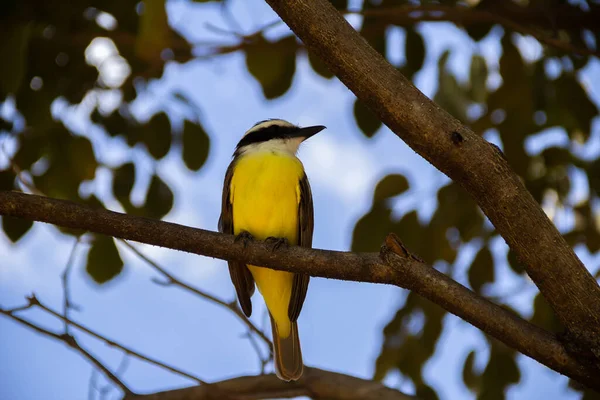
234, 119, 326, 156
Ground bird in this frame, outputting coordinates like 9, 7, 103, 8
219, 118, 325, 381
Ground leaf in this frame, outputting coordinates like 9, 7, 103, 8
86, 235, 124, 284
144, 174, 173, 219
433, 51, 469, 122
0, 169, 16, 191
245, 35, 297, 99
479, 341, 520, 398
307, 50, 334, 79
113, 162, 136, 211
329, 0, 348, 9
374, 292, 445, 397
0, 22, 32, 95
2, 216, 33, 243
469, 54, 488, 103
69, 136, 97, 182
436, 183, 483, 243
353, 99, 382, 138
530, 293, 562, 331
462, 351, 480, 392
136, 0, 171, 63
374, 174, 409, 201
588, 158, 600, 197
468, 246, 494, 293
351, 204, 394, 252
182, 120, 210, 171
555, 75, 598, 142
143, 112, 172, 159
506, 248, 525, 275
404, 28, 425, 79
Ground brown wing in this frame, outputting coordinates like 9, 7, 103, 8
219, 161, 255, 317
288, 173, 313, 322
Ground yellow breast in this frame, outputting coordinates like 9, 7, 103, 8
230, 151, 305, 337
230, 151, 303, 243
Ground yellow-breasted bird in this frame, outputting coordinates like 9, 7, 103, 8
219, 119, 325, 381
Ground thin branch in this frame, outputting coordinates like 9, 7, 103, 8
263, 0, 600, 374
244, 329, 271, 374
0, 142, 44, 196
350, 5, 599, 57
120, 240, 272, 349
32, 296, 206, 385
128, 367, 417, 400
0, 191, 597, 389
62, 237, 82, 334
0, 305, 135, 396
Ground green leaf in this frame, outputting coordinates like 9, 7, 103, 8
465, 23, 493, 42
506, 248, 525, 275
404, 28, 425, 79
307, 50, 334, 79
86, 235, 124, 284
329, 0, 348, 9
2, 216, 33, 243
113, 162, 136, 211
144, 174, 173, 219
143, 112, 172, 159
182, 120, 210, 171
462, 351, 480, 392
530, 293, 562, 331
0, 169, 16, 190
480, 341, 520, 398
588, 158, 600, 197
353, 99, 382, 138
555, 75, 598, 142
469, 54, 488, 103
351, 204, 394, 252
0, 22, 32, 95
69, 136, 97, 182
374, 174, 409, 201
433, 51, 469, 122
245, 35, 297, 99
468, 246, 494, 293
135, 0, 170, 63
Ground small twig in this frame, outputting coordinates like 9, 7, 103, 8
62, 237, 82, 334
0, 141, 44, 196
220, 0, 244, 34
121, 240, 272, 349
3, 297, 36, 313
88, 368, 100, 400
33, 297, 206, 384
244, 330, 270, 374
0, 306, 135, 397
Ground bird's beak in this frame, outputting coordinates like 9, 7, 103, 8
294, 125, 326, 141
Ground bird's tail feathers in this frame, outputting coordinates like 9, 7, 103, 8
270, 314, 303, 381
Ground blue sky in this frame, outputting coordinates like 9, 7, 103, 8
1, 1, 599, 399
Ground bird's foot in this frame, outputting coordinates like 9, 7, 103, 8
265, 237, 289, 252
234, 231, 254, 248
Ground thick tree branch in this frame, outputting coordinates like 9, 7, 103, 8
263, 0, 600, 368
0, 191, 598, 389
129, 367, 417, 400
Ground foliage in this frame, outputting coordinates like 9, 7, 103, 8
1, 0, 599, 398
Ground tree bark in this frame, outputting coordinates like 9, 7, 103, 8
0, 191, 598, 389
129, 367, 417, 400
262, 0, 600, 368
